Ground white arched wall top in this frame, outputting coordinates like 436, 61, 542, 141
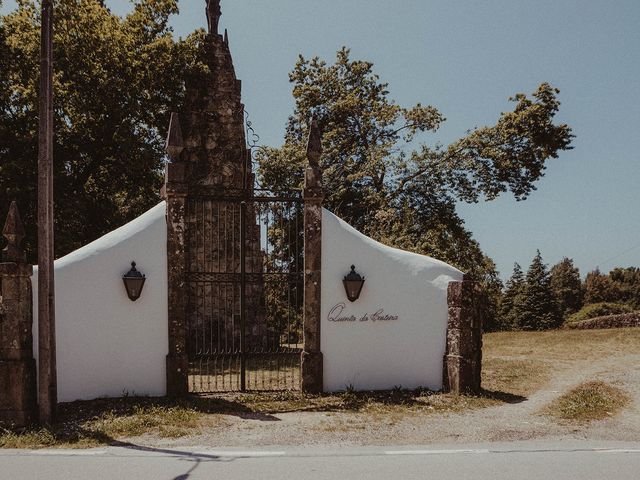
32, 202, 168, 402
321, 209, 463, 392
29, 202, 460, 401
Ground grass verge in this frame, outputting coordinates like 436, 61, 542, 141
0, 402, 208, 449
0, 389, 497, 449
3, 328, 638, 448
541, 381, 631, 423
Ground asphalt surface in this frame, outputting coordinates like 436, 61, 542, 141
1, 441, 639, 480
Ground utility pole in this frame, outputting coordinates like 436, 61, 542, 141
37, 0, 57, 425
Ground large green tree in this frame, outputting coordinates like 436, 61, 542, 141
0, 0, 204, 260
258, 48, 573, 280
550, 257, 583, 319
583, 268, 621, 305
607, 267, 640, 309
519, 250, 561, 330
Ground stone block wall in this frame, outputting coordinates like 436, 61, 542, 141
565, 312, 640, 330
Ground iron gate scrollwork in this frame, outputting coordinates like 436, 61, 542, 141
186, 154, 304, 392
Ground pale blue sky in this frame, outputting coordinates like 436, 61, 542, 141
3, 0, 639, 279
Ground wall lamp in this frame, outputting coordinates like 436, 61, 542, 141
343, 265, 365, 302
123, 261, 146, 301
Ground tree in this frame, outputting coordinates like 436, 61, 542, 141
608, 267, 640, 309
550, 257, 583, 319
0, 0, 205, 261
583, 269, 621, 305
258, 48, 573, 280
519, 251, 561, 330
497, 263, 525, 330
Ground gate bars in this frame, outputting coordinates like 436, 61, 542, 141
186, 193, 304, 393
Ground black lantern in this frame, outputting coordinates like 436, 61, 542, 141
123, 261, 146, 301
343, 265, 365, 302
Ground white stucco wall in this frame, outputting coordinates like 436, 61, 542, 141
32, 202, 168, 402
321, 209, 463, 392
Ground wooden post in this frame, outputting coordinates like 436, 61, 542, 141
37, 0, 57, 424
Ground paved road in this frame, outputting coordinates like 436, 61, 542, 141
1, 441, 639, 480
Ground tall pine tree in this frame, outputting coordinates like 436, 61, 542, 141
498, 263, 525, 330
519, 251, 561, 330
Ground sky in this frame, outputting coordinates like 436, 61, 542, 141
2, 0, 639, 279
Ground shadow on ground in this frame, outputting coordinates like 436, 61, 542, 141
479, 389, 527, 404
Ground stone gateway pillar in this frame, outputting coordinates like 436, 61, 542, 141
301, 118, 324, 393
164, 113, 189, 396
164, 0, 267, 395
444, 274, 483, 395
0, 202, 37, 427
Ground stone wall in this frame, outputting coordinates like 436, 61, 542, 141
320, 209, 464, 392
32, 203, 169, 403
565, 312, 640, 330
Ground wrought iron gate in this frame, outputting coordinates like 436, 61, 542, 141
186, 186, 304, 392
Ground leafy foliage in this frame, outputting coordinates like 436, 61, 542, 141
607, 267, 640, 309
258, 48, 573, 287
0, 0, 205, 260
550, 257, 583, 318
582, 267, 640, 309
583, 268, 622, 305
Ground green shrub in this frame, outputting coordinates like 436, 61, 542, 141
566, 302, 633, 324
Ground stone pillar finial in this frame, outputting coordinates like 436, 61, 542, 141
304, 118, 324, 199
206, 0, 222, 35
306, 116, 322, 168
165, 112, 184, 162
2, 201, 26, 263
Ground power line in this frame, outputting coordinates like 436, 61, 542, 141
597, 241, 640, 268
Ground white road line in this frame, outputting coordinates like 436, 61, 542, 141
31, 450, 108, 456
194, 451, 287, 458
14, 447, 640, 459
595, 449, 640, 454
385, 449, 490, 456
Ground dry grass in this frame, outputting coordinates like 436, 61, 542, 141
0, 389, 495, 448
213, 388, 496, 415
0, 400, 226, 449
482, 358, 551, 397
88, 405, 200, 439
482, 327, 640, 395
483, 328, 640, 366
541, 381, 631, 423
